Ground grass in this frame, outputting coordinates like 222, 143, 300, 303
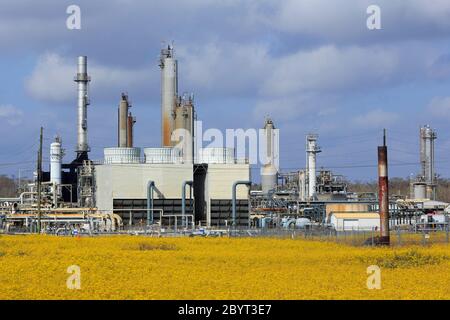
0, 235, 449, 300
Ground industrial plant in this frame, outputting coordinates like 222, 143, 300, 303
0, 44, 448, 240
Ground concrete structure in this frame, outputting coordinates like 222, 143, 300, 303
95, 163, 193, 212
203, 163, 251, 227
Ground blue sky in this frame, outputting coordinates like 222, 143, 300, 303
2, 0, 450, 181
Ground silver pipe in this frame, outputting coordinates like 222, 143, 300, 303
75, 56, 90, 153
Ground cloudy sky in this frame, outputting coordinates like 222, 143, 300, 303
1, 0, 450, 181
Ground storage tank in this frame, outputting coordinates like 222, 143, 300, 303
413, 182, 427, 199
198, 147, 235, 164
144, 147, 182, 164
104, 147, 141, 164
261, 167, 277, 194
50, 136, 63, 185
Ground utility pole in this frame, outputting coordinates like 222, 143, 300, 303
37, 127, 43, 234
377, 128, 390, 245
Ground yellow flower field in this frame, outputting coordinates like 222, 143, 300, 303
0, 235, 449, 300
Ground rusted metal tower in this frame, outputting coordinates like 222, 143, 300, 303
378, 129, 390, 245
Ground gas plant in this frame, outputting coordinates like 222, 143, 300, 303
0, 44, 448, 237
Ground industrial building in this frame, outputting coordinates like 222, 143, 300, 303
0, 43, 448, 237
91, 44, 251, 228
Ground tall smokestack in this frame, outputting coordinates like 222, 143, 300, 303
159, 44, 178, 147
74, 56, 90, 156
118, 93, 129, 148
377, 129, 390, 245
127, 112, 135, 148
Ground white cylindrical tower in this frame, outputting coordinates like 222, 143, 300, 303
75, 56, 90, 155
160, 45, 178, 147
261, 118, 278, 194
50, 136, 63, 185
306, 134, 321, 200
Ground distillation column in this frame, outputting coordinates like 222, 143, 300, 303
74, 56, 91, 159
420, 125, 437, 199
261, 118, 278, 194
306, 134, 321, 200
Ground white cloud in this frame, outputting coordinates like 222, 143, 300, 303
252, 0, 450, 42
177, 42, 270, 95
261, 45, 410, 96
353, 109, 399, 128
0, 105, 24, 125
427, 96, 450, 118
25, 52, 156, 103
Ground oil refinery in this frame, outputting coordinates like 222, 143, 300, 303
0, 45, 448, 238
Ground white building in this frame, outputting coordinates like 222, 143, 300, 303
94, 148, 251, 227
329, 212, 380, 231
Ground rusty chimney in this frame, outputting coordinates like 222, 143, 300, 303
377, 129, 390, 245
127, 112, 135, 148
